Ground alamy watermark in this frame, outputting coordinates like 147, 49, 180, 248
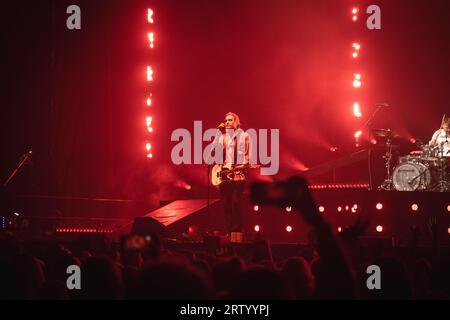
66, 5, 81, 30
66, 265, 81, 290
65, 263, 381, 291
366, 5, 382, 30
366, 265, 381, 290
63, 4, 381, 31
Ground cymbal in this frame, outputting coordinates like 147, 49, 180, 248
373, 128, 401, 139
420, 157, 440, 161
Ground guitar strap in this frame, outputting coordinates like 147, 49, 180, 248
233, 136, 238, 166
221, 134, 227, 165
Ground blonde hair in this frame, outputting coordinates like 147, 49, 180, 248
225, 112, 241, 128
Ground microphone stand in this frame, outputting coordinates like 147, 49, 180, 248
362, 105, 384, 190
206, 162, 211, 234
1, 151, 32, 227
3, 151, 33, 188
204, 128, 223, 236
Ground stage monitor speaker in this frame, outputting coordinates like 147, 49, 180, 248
130, 217, 168, 237
130, 199, 222, 238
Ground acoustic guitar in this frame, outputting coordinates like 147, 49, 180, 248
211, 164, 260, 186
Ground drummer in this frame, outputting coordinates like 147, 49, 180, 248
429, 117, 450, 157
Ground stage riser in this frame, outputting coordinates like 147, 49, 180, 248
5, 191, 450, 246
129, 191, 450, 246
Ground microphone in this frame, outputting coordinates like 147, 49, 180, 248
441, 114, 446, 128
19, 150, 33, 165
217, 122, 226, 129
375, 103, 390, 107
20, 150, 32, 159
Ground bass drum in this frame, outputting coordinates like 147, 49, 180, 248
392, 162, 431, 191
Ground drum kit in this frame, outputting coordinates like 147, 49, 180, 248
375, 129, 449, 192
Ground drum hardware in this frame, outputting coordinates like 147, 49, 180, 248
429, 142, 449, 192
372, 128, 402, 139
363, 104, 391, 190
375, 129, 401, 191
392, 141, 449, 192
399, 155, 421, 164
407, 163, 429, 186
409, 150, 423, 157
392, 162, 432, 191
391, 114, 450, 192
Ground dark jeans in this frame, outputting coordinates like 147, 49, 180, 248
219, 181, 245, 233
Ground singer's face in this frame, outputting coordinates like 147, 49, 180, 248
225, 116, 237, 129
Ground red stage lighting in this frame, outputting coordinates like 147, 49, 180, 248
286, 226, 293, 232
145, 10, 156, 159
148, 32, 155, 48
352, 8, 359, 21
411, 204, 419, 212
330, 147, 338, 152
376, 225, 383, 233
286, 206, 292, 212
353, 73, 361, 88
338, 227, 342, 233
147, 66, 153, 81
253, 205, 259, 212
376, 203, 383, 210
318, 206, 325, 213
148, 9, 154, 24
353, 102, 362, 117
254, 225, 260, 232
352, 43, 360, 59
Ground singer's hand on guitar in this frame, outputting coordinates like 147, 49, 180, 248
211, 163, 261, 186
